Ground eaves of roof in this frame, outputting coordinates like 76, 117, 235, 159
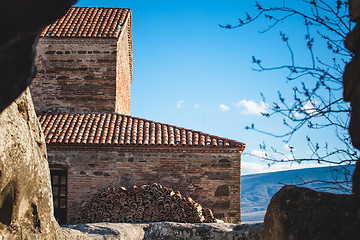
39, 112, 245, 152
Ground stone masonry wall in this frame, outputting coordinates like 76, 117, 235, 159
47, 146, 241, 224
116, 12, 132, 115
30, 37, 131, 115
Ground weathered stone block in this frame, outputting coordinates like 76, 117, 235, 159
262, 185, 360, 240
0, 89, 64, 239
66, 222, 263, 240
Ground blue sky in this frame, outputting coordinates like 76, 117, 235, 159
76, 0, 348, 175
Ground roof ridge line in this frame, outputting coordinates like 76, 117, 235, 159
72, 6, 131, 10
40, 7, 131, 38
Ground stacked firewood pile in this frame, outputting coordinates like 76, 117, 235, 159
76, 183, 216, 223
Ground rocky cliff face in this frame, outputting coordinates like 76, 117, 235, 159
0, 89, 84, 239
0, 1, 89, 239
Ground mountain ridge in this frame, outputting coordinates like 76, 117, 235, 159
241, 165, 355, 223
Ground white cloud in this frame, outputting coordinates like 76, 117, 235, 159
300, 99, 318, 116
176, 100, 184, 108
291, 110, 302, 118
241, 161, 271, 175
251, 147, 295, 163
219, 104, 230, 111
244, 148, 324, 175
194, 103, 199, 109
292, 99, 318, 118
241, 161, 323, 175
283, 144, 294, 151
234, 99, 268, 115
250, 149, 269, 158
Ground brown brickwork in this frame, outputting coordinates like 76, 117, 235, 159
30, 10, 132, 115
47, 146, 242, 224
30, 7, 244, 226
116, 12, 132, 114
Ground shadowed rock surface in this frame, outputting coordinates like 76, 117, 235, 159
345, 0, 360, 198
0, 1, 88, 238
262, 186, 360, 240
0, 0, 76, 113
0, 89, 87, 239
66, 222, 263, 240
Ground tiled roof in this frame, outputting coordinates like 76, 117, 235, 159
38, 113, 244, 148
40, 7, 130, 38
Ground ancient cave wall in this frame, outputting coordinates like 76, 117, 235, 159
0, 89, 64, 238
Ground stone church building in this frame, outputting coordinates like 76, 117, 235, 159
30, 7, 245, 224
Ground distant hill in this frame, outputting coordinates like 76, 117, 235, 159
241, 165, 355, 223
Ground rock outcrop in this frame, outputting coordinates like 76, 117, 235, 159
0, 1, 89, 239
66, 222, 263, 240
0, 89, 84, 239
0, 0, 76, 113
262, 186, 360, 240
0, 89, 88, 239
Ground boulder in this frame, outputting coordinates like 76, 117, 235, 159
262, 185, 360, 240
66, 222, 263, 240
0, 89, 88, 239
0, 0, 89, 238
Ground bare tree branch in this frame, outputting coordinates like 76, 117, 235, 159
224, 0, 357, 192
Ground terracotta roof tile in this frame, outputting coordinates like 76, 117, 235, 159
38, 112, 245, 149
40, 7, 130, 38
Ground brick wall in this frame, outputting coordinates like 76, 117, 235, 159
116, 11, 132, 115
31, 33, 132, 115
31, 38, 117, 113
47, 146, 242, 223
